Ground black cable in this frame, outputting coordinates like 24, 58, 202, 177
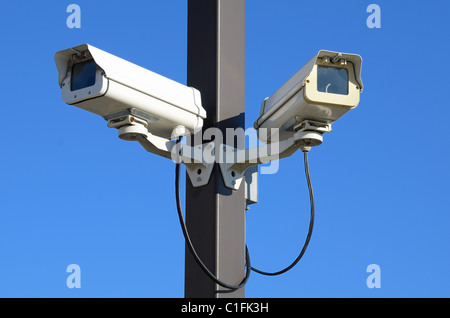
174, 137, 251, 290
250, 150, 315, 276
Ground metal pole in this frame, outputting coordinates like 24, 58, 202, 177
185, 0, 246, 298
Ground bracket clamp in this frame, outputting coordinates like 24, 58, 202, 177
218, 120, 329, 190
108, 116, 215, 188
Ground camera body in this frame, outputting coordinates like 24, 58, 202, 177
254, 50, 363, 143
55, 44, 206, 139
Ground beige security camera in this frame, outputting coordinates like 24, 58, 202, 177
254, 50, 363, 144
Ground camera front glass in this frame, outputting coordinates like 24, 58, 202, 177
71, 60, 97, 91
317, 66, 348, 95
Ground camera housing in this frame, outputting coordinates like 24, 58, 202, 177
254, 50, 363, 143
55, 44, 206, 139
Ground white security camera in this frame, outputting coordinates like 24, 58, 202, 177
54, 44, 206, 139
254, 50, 363, 144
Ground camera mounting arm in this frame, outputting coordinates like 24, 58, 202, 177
219, 120, 330, 190
106, 114, 329, 191
108, 115, 215, 188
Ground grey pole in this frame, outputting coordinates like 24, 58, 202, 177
185, 0, 246, 298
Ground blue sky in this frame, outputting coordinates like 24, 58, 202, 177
0, 0, 449, 298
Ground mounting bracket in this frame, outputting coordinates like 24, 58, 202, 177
108, 115, 215, 188
106, 113, 329, 194
218, 120, 330, 190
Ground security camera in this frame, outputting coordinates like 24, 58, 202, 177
54, 44, 206, 139
254, 50, 363, 144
